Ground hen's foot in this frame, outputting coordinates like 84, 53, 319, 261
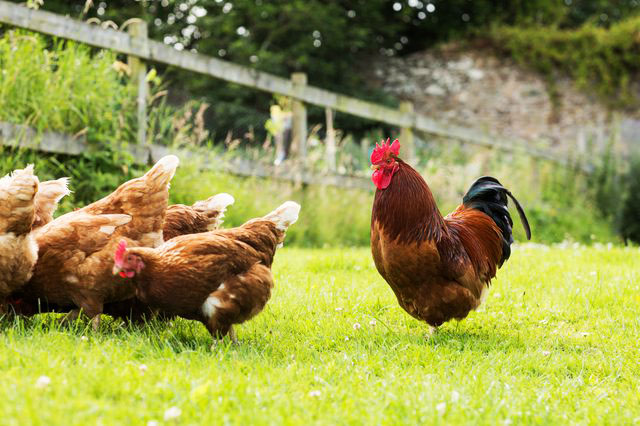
91, 315, 101, 331
61, 309, 81, 325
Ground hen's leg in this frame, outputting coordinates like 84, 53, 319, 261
71, 295, 104, 331
228, 326, 238, 345
61, 309, 81, 325
91, 315, 101, 331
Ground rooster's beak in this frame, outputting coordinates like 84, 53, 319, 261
371, 164, 380, 171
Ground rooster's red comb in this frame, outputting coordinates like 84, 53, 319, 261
114, 240, 127, 265
370, 138, 400, 164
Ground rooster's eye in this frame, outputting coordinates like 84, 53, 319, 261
386, 159, 391, 164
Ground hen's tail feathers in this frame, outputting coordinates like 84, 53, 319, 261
0, 165, 39, 235
144, 155, 180, 188
462, 176, 531, 265
192, 193, 235, 228
33, 177, 71, 229
263, 201, 301, 231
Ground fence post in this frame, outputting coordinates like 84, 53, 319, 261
361, 137, 370, 161
399, 101, 415, 164
291, 72, 308, 168
127, 20, 148, 146
325, 107, 336, 172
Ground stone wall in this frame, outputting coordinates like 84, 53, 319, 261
374, 46, 639, 155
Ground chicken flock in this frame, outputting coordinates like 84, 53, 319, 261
1, 138, 531, 344
0, 156, 300, 344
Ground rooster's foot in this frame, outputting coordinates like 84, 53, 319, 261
426, 326, 438, 339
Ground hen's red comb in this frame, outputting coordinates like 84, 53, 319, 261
114, 240, 127, 265
371, 138, 400, 164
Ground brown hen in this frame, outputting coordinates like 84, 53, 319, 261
163, 193, 235, 240
0, 165, 39, 307
111, 201, 300, 344
15, 155, 178, 328
103, 192, 235, 322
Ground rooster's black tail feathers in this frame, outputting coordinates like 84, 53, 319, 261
462, 176, 531, 266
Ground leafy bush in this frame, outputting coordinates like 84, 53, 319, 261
0, 28, 137, 144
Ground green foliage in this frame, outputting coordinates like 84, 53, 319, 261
1, 144, 619, 247
1, 246, 639, 424
620, 157, 640, 243
0, 28, 201, 150
169, 162, 373, 248
0, 147, 144, 213
0, 28, 137, 144
490, 16, 640, 108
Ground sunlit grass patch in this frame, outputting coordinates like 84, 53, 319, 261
1, 245, 638, 425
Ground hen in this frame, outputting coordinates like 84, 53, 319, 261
370, 139, 531, 330
111, 201, 301, 344
103, 192, 235, 322
163, 193, 235, 240
0, 165, 39, 309
32, 177, 71, 229
16, 155, 179, 327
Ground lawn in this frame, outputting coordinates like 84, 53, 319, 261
1, 245, 639, 425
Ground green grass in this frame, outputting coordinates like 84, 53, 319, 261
1, 245, 638, 425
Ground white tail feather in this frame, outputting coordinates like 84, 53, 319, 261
264, 201, 301, 231
0, 164, 36, 190
148, 155, 180, 180
207, 193, 235, 211
38, 177, 71, 202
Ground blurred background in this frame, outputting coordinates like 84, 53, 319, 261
1, 0, 639, 246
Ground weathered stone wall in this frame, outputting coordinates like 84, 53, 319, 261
374, 46, 639, 155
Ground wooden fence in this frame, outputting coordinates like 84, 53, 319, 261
0, 1, 581, 185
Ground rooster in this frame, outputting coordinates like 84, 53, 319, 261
111, 201, 300, 345
15, 156, 179, 328
370, 139, 531, 331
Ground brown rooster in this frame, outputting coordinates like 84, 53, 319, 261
370, 139, 531, 331
111, 201, 300, 345
15, 155, 179, 328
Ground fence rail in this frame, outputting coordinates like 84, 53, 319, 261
0, 121, 372, 190
0, 0, 581, 177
